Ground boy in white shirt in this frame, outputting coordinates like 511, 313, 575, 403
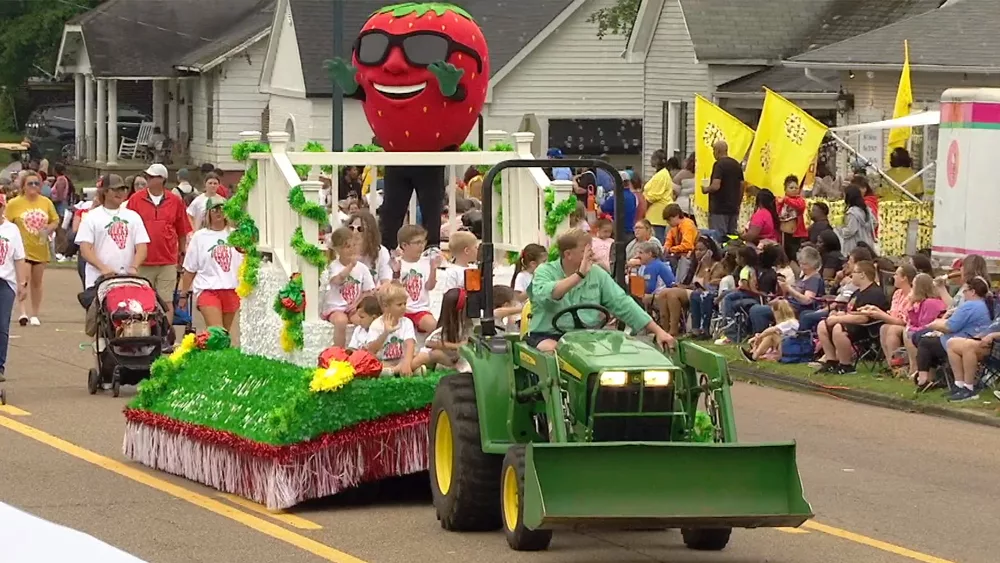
439, 231, 478, 293
364, 283, 418, 375
75, 175, 150, 289
323, 227, 376, 348
347, 295, 381, 350
394, 225, 441, 333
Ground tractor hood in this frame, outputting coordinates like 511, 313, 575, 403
556, 331, 676, 376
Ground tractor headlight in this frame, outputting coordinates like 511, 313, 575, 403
598, 370, 628, 386
643, 370, 672, 387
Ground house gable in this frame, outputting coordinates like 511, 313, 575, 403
260, 0, 308, 97
623, 0, 665, 64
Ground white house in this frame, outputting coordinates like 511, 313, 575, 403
258, 0, 645, 169
54, 0, 274, 171
623, 0, 942, 176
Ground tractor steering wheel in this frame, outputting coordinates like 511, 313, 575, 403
551, 304, 613, 331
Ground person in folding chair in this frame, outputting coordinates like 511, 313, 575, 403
815, 260, 889, 375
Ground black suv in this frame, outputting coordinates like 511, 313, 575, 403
24, 102, 151, 161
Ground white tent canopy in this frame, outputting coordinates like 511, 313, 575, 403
832, 111, 940, 132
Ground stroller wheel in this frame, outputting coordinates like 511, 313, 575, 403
87, 368, 100, 395
111, 368, 121, 398
0, 388, 6, 405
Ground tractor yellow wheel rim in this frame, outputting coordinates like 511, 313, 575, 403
502, 465, 519, 531
434, 411, 454, 495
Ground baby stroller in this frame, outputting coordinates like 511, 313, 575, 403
86, 275, 169, 397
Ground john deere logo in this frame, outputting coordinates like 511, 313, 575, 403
759, 142, 774, 172
784, 114, 807, 145
702, 122, 725, 148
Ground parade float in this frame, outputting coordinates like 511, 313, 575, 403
122, 2, 558, 510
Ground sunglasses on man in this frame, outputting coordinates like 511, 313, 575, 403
354, 30, 483, 74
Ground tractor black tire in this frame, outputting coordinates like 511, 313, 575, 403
429, 373, 503, 532
501, 445, 553, 551
681, 527, 732, 551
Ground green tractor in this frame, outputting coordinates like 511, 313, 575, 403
428, 159, 813, 551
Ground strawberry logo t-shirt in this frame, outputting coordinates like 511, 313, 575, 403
0, 221, 26, 292
399, 258, 432, 313
363, 316, 416, 362
4, 194, 59, 263
321, 260, 375, 316
182, 227, 244, 299
74, 205, 150, 289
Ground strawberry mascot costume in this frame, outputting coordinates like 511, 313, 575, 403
324, 2, 489, 249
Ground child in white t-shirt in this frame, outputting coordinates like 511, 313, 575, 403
439, 231, 479, 293
323, 227, 375, 348
413, 287, 472, 371
347, 295, 381, 350
512, 243, 547, 303
364, 283, 418, 375
740, 299, 800, 362
394, 225, 441, 333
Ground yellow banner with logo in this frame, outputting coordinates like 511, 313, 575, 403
694, 95, 755, 211
744, 89, 828, 196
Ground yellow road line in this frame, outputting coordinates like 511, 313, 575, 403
0, 415, 366, 563
776, 526, 810, 534
217, 493, 323, 531
0, 404, 30, 416
804, 521, 956, 563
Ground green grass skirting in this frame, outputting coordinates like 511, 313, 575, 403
130, 349, 447, 446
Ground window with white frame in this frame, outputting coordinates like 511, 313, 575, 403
205, 72, 215, 142
662, 100, 688, 159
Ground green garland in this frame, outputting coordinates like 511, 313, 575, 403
226, 141, 269, 292
288, 186, 329, 224
132, 348, 446, 445
290, 227, 328, 269
543, 186, 577, 261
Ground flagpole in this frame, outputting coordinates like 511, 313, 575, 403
828, 132, 921, 203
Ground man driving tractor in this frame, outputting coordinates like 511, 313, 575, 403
526, 228, 677, 352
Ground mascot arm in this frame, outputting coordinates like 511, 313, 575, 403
428, 60, 466, 102
323, 58, 363, 99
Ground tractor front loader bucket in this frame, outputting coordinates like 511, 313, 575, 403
521, 441, 813, 531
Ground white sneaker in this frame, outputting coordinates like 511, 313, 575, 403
714, 336, 731, 345
29, 317, 40, 326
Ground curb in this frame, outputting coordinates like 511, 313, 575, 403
727, 364, 1000, 429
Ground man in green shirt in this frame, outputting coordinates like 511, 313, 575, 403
526, 229, 676, 352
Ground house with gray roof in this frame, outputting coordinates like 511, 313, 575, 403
786, 0, 1000, 172
624, 0, 942, 175
258, 0, 645, 168
54, 0, 274, 169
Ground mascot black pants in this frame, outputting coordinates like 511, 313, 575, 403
380, 165, 445, 249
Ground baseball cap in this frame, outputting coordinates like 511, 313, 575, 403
144, 163, 168, 178
206, 196, 226, 211
619, 170, 633, 182
177, 167, 191, 181
101, 174, 126, 189
546, 147, 564, 158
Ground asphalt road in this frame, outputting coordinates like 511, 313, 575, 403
1, 268, 993, 563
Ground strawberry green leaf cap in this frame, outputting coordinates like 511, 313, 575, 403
376, 2, 474, 21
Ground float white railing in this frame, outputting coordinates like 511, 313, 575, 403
239, 129, 552, 323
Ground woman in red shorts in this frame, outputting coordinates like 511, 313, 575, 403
178, 197, 243, 331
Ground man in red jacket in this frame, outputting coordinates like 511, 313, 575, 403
128, 163, 192, 348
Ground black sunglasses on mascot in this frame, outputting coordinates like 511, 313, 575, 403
355, 30, 483, 74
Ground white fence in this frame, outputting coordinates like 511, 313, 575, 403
240, 129, 560, 322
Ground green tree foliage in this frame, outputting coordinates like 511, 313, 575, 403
587, 0, 640, 38
0, 0, 102, 129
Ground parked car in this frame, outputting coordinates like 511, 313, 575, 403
24, 103, 151, 161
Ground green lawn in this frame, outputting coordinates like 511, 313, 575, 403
700, 342, 1000, 419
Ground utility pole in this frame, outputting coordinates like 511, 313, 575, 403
331, 0, 344, 151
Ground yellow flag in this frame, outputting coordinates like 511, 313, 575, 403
694, 95, 755, 211
886, 40, 913, 160
744, 89, 828, 196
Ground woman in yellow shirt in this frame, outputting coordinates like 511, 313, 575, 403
643, 150, 677, 241
4, 172, 59, 326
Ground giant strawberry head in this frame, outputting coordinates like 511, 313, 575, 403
325, 2, 489, 152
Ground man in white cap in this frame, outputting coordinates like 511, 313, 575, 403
127, 163, 192, 349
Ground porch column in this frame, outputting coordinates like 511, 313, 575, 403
84, 74, 95, 161
152, 80, 164, 130
96, 79, 107, 164
107, 79, 119, 166
74, 74, 85, 160
168, 78, 179, 140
